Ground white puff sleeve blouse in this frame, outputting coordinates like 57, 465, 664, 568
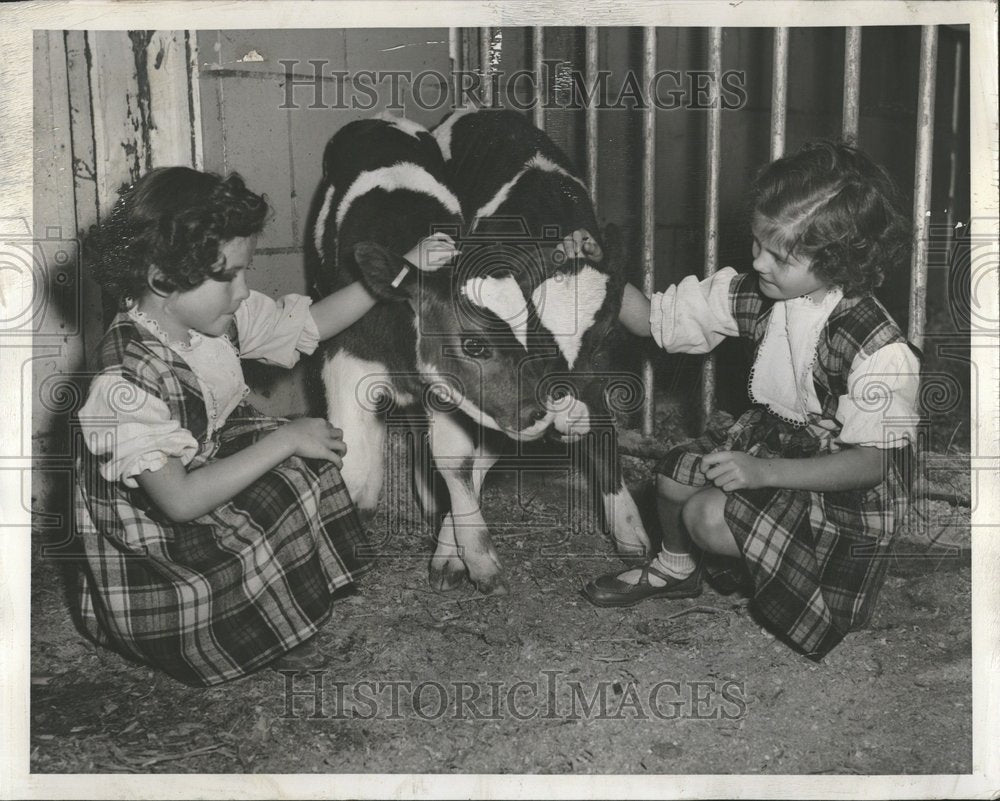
647, 269, 920, 448
79, 291, 321, 487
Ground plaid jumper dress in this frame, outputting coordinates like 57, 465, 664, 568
657, 272, 917, 659
74, 314, 370, 686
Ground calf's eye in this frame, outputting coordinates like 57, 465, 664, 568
461, 337, 491, 358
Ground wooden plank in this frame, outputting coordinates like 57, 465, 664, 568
32, 30, 82, 448
186, 30, 205, 169
88, 31, 148, 205
30, 31, 94, 518
64, 32, 99, 227
195, 30, 227, 175
146, 31, 197, 168
65, 31, 120, 351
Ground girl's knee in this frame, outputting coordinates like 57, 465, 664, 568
681, 490, 727, 549
656, 474, 697, 505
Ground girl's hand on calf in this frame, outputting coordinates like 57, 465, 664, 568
700, 450, 773, 492
407, 232, 458, 271
278, 418, 347, 467
555, 229, 603, 263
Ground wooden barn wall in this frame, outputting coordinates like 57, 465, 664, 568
32, 30, 199, 525
195, 28, 451, 416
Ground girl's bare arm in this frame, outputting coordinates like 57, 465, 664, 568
308, 282, 380, 341
309, 236, 457, 340
135, 419, 344, 522
619, 282, 652, 337
765, 446, 884, 491
702, 445, 885, 493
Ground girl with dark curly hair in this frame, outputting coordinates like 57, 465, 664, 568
581, 141, 921, 660
74, 166, 456, 684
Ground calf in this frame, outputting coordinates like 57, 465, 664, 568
313, 111, 650, 595
434, 109, 651, 567
313, 113, 555, 594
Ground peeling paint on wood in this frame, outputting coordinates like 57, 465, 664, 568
88, 31, 147, 204
128, 30, 154, 173
185, 30, 204, 169
146, 31, 199, 168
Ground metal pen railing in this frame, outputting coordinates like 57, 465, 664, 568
700, 27, 724, 429
909, 26, 939, 351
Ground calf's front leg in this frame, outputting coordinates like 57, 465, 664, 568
427, 409, 507, 595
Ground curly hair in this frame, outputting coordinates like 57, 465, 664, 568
85, 167, 269, 304
750, 140, 911, 297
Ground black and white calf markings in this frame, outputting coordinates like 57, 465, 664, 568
311, 110, 650, 595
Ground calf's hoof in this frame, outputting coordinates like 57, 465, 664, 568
472, 573, 509, 596
428, 559, 466, 592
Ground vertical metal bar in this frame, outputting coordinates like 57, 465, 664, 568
448, 28, 469, 108
842, 26, 862, 143
532, 27, 545, 129
462, 27, 472, 88
480, 27, 492, 107
449, 27, 462, 87
770, 27, 789, 159
701, 27, 723, 428
585, 27, 599, 199
908, 25, 938, 350
944, 37, 963, 259
641, 27, 657, 437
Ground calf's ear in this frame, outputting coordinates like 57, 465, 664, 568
353, 242, 417, 302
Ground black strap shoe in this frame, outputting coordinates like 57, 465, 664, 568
582, 560, 703, 608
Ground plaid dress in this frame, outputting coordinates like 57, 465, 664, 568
74, 314, 370, 686
657, 273, 917, 659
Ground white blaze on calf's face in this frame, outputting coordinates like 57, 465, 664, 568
549, 394, 591, 438
460, 275, 530, 350
531, 265, 609, 369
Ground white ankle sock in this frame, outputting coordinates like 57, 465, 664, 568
652, 549, 696, 580
617, 548, 696, 588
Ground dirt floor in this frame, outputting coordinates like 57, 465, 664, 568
29, 431, 972, 776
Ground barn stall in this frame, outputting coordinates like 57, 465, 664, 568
29, 23, 973, 775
